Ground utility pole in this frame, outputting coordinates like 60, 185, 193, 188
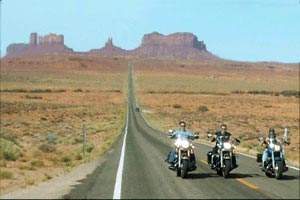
0, 0, 2, 58
82, 123, 86, 157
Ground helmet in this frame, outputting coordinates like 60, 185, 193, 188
268, 128, 276, 139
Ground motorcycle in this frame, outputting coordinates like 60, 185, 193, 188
207, 133, 240, 178
167, 130, 199, 178
256, 128, 290, 179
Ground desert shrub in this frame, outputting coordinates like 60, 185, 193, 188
72, 137, 83, 144
241, 141, 253, 149
237, 133, 245, 140
30, 89, 52, 93
74, 88, 83, 92
0, 88, 27, 93
75, 154, 83, 160
172, 104, 182, 109
231, 90, 245, 94
54, 89, 66, 93
264, 105, 272, 108
255, 145, 265, 152
30, 159, 44, 167
0, 170, 13, 179
0, 133, 19, 145
281, 90, 300, 98
44, 173, 52, 181
85, 142, 95, 153
0, 138, 22, 161
108, 89, 121, 93
198, 105, 209, 112
61, 156, 71, 163
25, 95, 43, 99
38, 143, 56, 153
147, 90, 156, 94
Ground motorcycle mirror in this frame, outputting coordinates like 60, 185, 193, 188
168, 129, 174, 136
258, 136, 264, 141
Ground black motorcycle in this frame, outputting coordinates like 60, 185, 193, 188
207, 134, 240, 178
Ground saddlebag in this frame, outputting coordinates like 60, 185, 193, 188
256, 153, 262, 162
207, 151, 213, 164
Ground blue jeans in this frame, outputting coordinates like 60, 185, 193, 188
167, 147, 177, 164
262, 149, 268, 167
167, 147, 196, 165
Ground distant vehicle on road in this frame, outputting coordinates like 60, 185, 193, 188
135, 107, 140, 112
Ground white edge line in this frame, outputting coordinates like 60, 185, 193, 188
113, 102, 129, 199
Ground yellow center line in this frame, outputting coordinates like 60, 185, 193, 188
236, 178, 258, 190
199, 159, 208, 165
198, 158, 258, 190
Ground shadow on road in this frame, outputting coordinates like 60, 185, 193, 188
188, 172, 215, 179
260, 174, 300, 181
280, 174, 300, 180
187, 172, 262, 179
228, 173, 260, 179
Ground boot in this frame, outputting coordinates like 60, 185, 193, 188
207, 151, 212, 164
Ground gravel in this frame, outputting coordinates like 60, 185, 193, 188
0, 157, 106, 199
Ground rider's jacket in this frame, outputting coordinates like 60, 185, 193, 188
212, 131, 231, 146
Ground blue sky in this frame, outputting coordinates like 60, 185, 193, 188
1, 0, 299, 63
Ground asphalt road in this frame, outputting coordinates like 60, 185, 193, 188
64, 63, 299, 199
1, 64, 298, 200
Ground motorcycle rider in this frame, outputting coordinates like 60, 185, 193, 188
207, 124, 232, 168
166, 121, 196, 170
260, 128, 288, 171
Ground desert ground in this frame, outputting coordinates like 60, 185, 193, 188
0, 55, 299, 195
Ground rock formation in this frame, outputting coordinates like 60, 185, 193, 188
5, 32, 220, 61
88, 37, 127, 56
130, 32, 215, 60
6, 33, 73, 58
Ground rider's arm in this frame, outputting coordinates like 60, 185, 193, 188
170, 131, 178, 138
211, 133, 217, 142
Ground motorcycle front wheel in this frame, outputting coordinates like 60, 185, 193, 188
176, 166, 181, 177
223, 159, 231, 178
275, 160, 283, 180
181, 159, 188, 179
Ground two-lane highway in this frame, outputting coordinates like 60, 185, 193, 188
66, 63, 299, 199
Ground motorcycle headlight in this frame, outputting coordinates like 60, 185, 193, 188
224, 142, 232, 150
274, 144, 281, 152
175, 138, 182, 147
182, 140, 190, 148
269, 143, 275, 149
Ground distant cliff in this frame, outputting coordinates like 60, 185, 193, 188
129, 32, 215, 60
6, 32, 220, 61
6, 33, 74, 58
88, 37, 128, 56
